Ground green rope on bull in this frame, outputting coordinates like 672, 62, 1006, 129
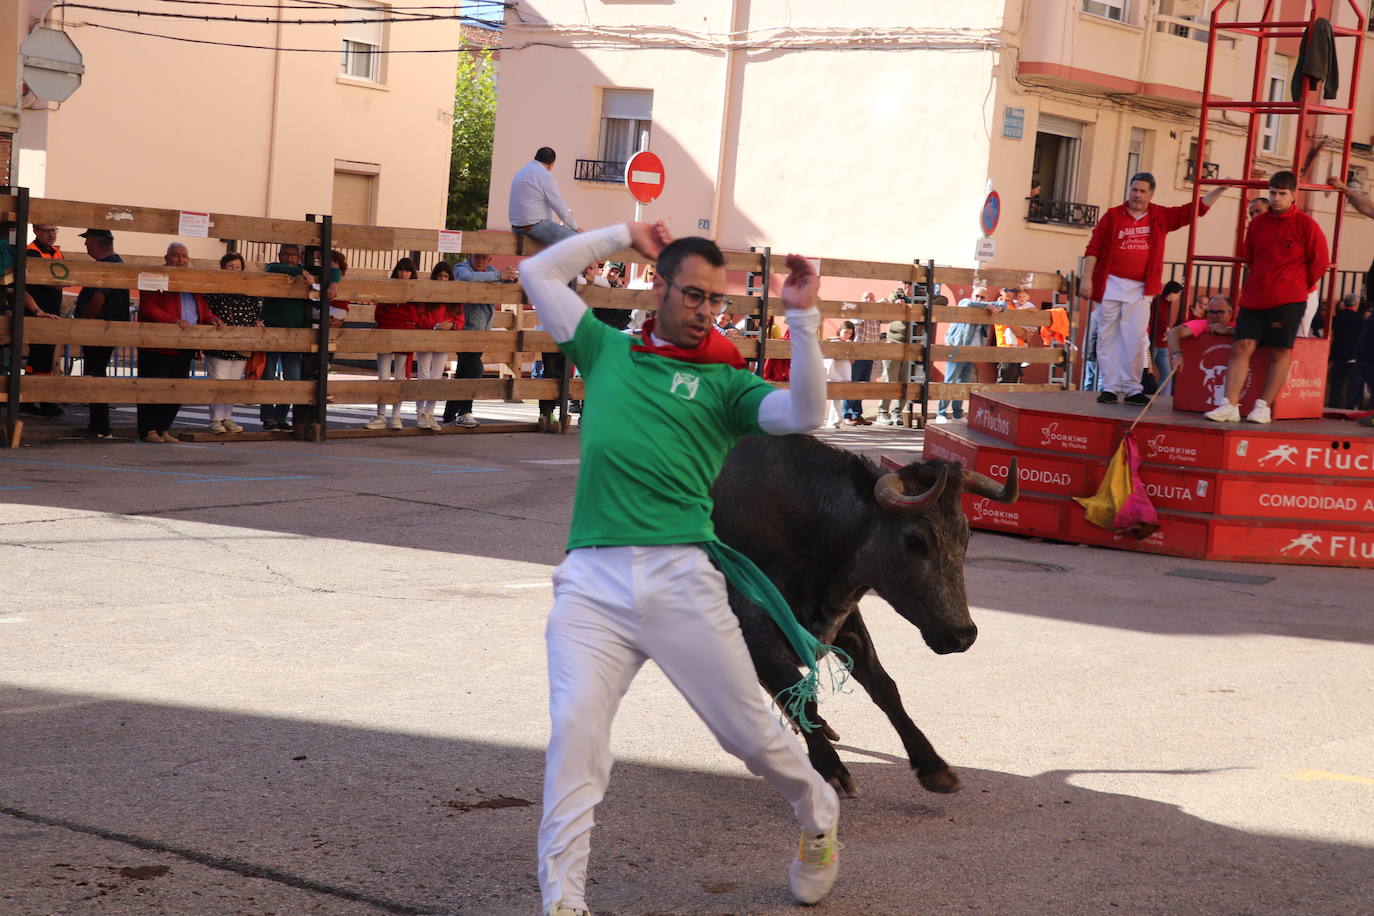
702, 540, 852, 732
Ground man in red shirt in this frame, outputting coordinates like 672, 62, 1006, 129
1081, 173, 1226, 405
1205, 170, 1330, 424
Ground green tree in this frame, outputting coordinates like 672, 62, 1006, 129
447, 45, 498, 230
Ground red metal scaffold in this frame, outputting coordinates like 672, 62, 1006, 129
1185, 0, 1366, 334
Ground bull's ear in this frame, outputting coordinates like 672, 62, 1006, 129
963, 457, 1019, 504
874, 465, 948, 514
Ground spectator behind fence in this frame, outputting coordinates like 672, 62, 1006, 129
23, 223, 65, 418
202, 252, 262, 435
1328, 294, 1364, 409
994, 288, 1028, 384
444, 252, 516, 427
1167, 295, 1235, 376
876, 287, 924, 426
1082, 172, 1227, 406
366, 258, 421, 430
826, 320, 855, 428
1145, 279, 1184, 395
259, 244, 341, 432
74, 229, 129, 439
934, 283, 992, 423
510, 146, 579, 246
136, 243, 224, 443
842, 292, 884, 425
411, 262, 462, 431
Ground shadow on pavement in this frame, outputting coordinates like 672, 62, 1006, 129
3, 685, 1367, 915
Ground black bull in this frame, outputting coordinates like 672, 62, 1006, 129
711, 434, 1018, 797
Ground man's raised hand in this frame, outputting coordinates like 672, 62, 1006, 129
780, 253, 819, 311
627, 220, 672, 261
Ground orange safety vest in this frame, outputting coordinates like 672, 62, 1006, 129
27, 242, 64, 260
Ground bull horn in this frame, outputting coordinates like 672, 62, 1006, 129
963, 457, 1019, 504
874, 465, 949, 514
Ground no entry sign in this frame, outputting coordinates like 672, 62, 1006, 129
625, 151, 666, 204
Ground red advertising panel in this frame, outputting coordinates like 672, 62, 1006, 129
1131, 423, 1229, 469
1221, 433, 1374, 478
1209, 522, 1374, 568
922, 429, 977, 467
1118, 465, 1219, 513
1013, 412, 1118, 457
967, 395, 1018, 445
962, 493, 1064, 536
1063, 508, 1211, 558
1213, 475, 1374, 524
1174, 335, 1326, 419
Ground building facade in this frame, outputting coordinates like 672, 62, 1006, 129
488, 0, 1374, 286
10, 0, 460, 257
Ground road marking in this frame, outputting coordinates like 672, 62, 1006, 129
523, 459, 580, 465
0, 486, 33, 491
0, 617, 28, 624
1284, 769, 1374, 787
185, 475, 318, 483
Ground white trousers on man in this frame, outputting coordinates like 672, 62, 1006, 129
539, 544, 838, 911
1094, 295, 1151, 397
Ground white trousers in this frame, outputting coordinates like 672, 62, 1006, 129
538, 545, 838, 911
375, 352, 407, 416
1095, 296, 1151, 397
413, 351, 445, 413
205, 356, 246, 422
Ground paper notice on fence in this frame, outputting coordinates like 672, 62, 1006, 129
808, 258, 823, 277
438, 229, 464, 254
178, 211, 211, 238
137, 272, 170, 292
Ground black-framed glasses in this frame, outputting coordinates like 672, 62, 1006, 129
1204, 309, 1227, 316
663, 275, 731, 310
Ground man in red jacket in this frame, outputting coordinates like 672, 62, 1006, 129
137, 243, 224, 442
1205, 170, 1330, 424
1081, 172, 1227, 405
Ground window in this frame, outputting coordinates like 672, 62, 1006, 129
1033, 115, 1084, 202
598, 89, 653, 164
1083, 0, 1126, 22
1123, 127, 1146, 198
340, 1, 384, 82
1261, 58, 1288, 155
1003, 107, 1025, 140
332, 169, 376, 224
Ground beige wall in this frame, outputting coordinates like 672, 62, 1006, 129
490, 0, 1374, 284
13, 0, 456, 257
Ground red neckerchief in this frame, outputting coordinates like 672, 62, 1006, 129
631, 317, 746, 369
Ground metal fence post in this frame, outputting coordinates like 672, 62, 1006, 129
1059, 268, 1075, 390
315, 215, 333, 442
750, 246, 771, 376
5, 187, 30, 447
918, 259, 935, 429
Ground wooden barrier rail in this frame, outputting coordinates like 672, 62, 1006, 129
5, 190, 1075, 442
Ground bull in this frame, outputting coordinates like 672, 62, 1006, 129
711, 434, 1017, 797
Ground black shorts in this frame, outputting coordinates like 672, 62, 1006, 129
1235, 301, 1306, 349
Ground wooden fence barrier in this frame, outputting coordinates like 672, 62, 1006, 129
3, 190, 1074, 445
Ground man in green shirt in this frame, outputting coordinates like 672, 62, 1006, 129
259, 244, 340, 430
521, 222, 840, 916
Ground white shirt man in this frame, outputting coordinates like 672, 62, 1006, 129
509, 147, 579, 245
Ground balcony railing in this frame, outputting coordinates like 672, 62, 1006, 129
1185, 159, 1220, 182
1026, 197, 1099, 228
574, 159, 626, 183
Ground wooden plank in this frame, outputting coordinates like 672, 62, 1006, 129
927, 345, 1064, 364
930, 305, 1054, 327
4, 378, 317, 404
23, 320, 316, 351
923, 382, 1063, 398
26, 262, 309, 296
926, 265, 1070, 293
822, 382, 906, 398
18, 197, 323, 245
819, 341, 925, 360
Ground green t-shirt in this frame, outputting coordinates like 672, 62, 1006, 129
560, 312, 776, 551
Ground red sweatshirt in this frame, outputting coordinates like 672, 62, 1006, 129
373, 302, 421, 330
413, 302, 464, 330
1084, 199, 1210, 298
137, 289, 216, 356
1240, 205, 1330, 311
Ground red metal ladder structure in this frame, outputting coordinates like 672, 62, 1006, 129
1185, 0, 1366, 332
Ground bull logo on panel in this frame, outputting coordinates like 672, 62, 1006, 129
1280, 533, 1323, 556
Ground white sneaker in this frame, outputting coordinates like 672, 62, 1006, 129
542, 904, 592, 916
789, 812, 840, 905
208, 419, 227, 434
933, 415, 949, 424
424, 411, 443, 431
874, 411, 893, 426
389, 415, 404, 430
1204, 401, 1240, 423
364, 415, 388, 430
222, 419, 244, 434
1246, 400, 1272, 424
453, 413, 480, 428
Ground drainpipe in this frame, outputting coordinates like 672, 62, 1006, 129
263, 3, 285, 217
709, 0, 744, 242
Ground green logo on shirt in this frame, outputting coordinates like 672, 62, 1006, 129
670, 370, 701, 400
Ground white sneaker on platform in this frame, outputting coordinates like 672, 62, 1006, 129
874, 412, 893, 426
208, 419, 226, 434
789, 812, 840, 905
453, 413, 480, 428
389, 415, 404, 430
1204, 402, 1240, 423
364, 415, 387, 430
222, 419, 244, 433
933, 415, 949, 424
424, 411, 443, 431
1246, 400, 1272, 424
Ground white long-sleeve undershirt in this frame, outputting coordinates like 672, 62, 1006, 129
519, 224, 825, 435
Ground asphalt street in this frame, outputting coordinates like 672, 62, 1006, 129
1, 424, 1370, 915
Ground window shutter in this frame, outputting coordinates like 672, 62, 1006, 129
343, 4, 383, 45
1037, 114, 1084, 139
332, 172, 374, 224
602, 89, 653, 120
